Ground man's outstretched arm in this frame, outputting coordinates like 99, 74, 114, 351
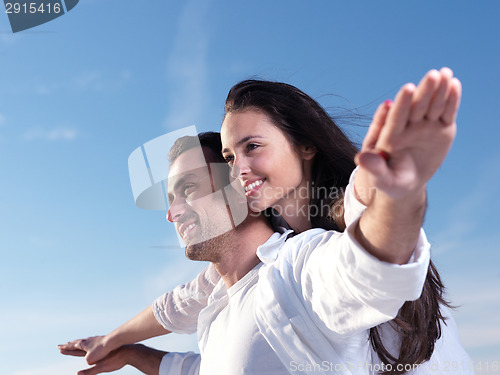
58, 306, 170, 365
65, 344, 201, 375
59, 264, 218, 365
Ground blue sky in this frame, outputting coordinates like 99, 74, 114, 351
1, 1, 499, 374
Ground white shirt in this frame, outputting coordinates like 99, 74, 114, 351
154, 170, 473, 375
197, 262, 288, 374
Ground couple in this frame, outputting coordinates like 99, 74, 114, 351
59, 68, 472, 375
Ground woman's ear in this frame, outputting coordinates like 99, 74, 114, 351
299, 145, 317, 160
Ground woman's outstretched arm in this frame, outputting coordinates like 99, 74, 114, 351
354, 67, 461, 264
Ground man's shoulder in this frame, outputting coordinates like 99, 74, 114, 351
275, 228, 342, 264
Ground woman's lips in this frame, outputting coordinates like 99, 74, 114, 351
244, 179, 265, 196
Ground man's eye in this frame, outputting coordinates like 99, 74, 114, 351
184, 183, 196, 195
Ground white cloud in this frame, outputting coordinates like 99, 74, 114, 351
447, 283, 500, 348
143, 250, 208, 302
12, 359, 140, 375
23, 126, 77, 141
0, 32, 21, 46
30, 69, 131, 96
430, 153, 500, 256
427, 153, 500, 365
163, 0, 212, 130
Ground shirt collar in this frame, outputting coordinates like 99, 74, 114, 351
256, 229, 293, 263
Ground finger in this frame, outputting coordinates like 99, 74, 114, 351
78, 356, 124, 375
356, 150, 391, 187
58, 339, 85, 351
86, 348, 106, 366
59, 348, 87, 357
78, 363, 104, 375
440, 77, 462, 124
427, 67, 453, 121
383, 83, 415, 136
409, 69, 440, 122
78, 365, 99, 375
362, 99, 392, 151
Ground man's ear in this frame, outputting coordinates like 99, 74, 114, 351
298, 145, 317, 160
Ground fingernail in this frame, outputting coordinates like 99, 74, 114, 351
377, 150, 390, 162
384, 99, 393, 107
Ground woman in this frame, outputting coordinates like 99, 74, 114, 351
219, 68, 466, 373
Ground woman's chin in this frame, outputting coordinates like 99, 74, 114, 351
248, 199, 269, 213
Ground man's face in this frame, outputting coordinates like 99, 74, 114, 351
166, 147, 235, 261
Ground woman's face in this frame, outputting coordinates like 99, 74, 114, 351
221, 110, 313, 214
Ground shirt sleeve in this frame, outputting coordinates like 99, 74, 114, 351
294, 218, 430, 335
343, 166, 367, 228
159, 352, 200, 375
153, 264, 220, 334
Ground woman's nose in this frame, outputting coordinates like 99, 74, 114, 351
231, 157, 251, 179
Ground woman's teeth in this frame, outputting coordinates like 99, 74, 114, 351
245, 179, 264, 192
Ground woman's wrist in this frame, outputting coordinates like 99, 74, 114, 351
104, 330, 122, 352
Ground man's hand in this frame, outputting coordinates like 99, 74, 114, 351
58, 306, 170, 365
58, 335, 112, 365
62, 344, 167, 375
354, 68, 461, 202
73, 345, 131, 375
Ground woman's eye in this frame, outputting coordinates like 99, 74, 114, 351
224, 155, 234, 164
246, 143, 259, 152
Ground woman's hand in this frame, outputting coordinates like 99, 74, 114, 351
355, 68, 461, 201
58, 335, 112, 365
353, 68, 461, 264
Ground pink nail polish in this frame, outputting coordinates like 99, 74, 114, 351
377, 150, 390, 162
384, 99, 393, 107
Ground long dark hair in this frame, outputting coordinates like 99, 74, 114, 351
224, 79, 450, 374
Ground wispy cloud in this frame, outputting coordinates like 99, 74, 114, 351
142, 240, 209, 302
163, 0, 212, 130
22, 126, 78, 141
430, 153, 500, 256
12, 360, 82, 375
448, 282, 500, 348
33, 69, 131, 96
0, 32, 21, 46
428, 152, 500, 364
12, 358, 148, 375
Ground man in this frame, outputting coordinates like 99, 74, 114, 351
60, 70, 471, 375
61, 131, 292, 374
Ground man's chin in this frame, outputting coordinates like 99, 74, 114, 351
184, 231, 232, 262
185, 241, 209, 261
184, 234, 212, 258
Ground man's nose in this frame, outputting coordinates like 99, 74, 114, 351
166, 200, 185, 222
